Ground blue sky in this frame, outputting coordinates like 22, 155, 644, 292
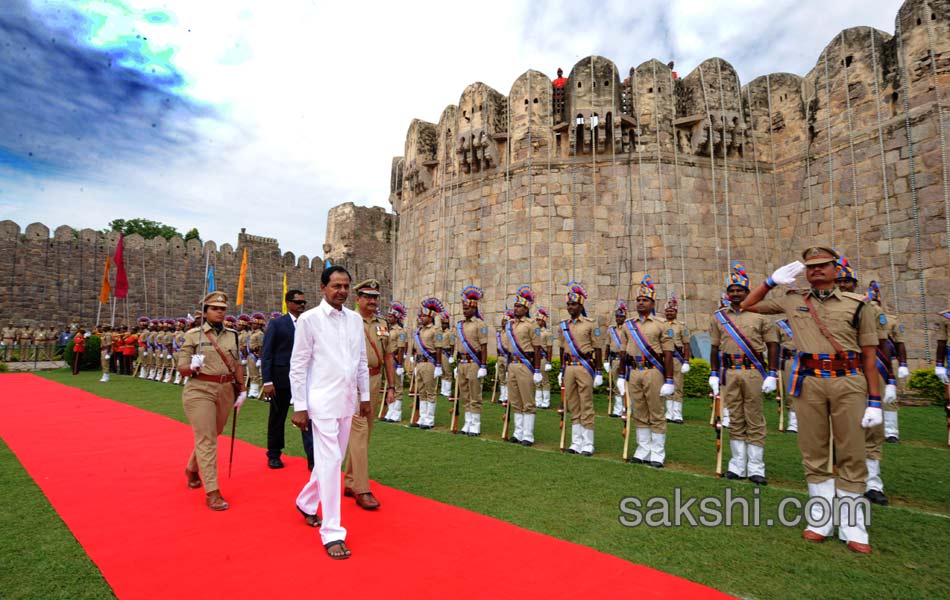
0, 0, 902, 258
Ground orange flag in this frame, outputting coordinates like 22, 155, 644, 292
98, 255, 112, 304
236, 248, 248, 306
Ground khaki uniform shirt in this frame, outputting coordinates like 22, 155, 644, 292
391, 324, 407, 350
33, 329, 47, 344
100, 332, 113, 353
604, 324, 624, 357
238, 330, 249, 357
248, 330, 264, 355
666, 320, 690, 354
173, 330, 186, 353
18, 328, 33, 343
455, 317, 488, 361
363, 315, 392, 370
177, 323, 241, 378
884, 313, 904, 345
415, 323, 442, 362
537, 324, 555, 361
502, 316, 542, 358
618, 315, 675, 358
710, 307, 777, 356
754, 289, 879, 353
556, 316, 601, 355
439, 327, 456, 360
1, 327, 15, 342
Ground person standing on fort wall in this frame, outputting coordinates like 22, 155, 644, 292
742, 247, 881, 555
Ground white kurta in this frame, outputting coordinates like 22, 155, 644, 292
290, 299, 370, 545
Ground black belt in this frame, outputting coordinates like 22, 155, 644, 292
722, 353, 763, 370
507, 352, 535, 365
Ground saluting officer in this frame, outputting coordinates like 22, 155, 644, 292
710, 262, 779, 485
455, 286, 489, 435
556, 282, 603, 455
742, 247, 882, 554
504, 286, 544, 445
177, 292, 247, 511
618, 275, 675, 467
663, 294, 691, 424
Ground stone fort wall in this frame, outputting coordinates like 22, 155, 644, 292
0, 203, 393, 326
387, 0, 949, 365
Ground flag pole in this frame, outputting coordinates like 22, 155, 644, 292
96, 300, 102, 326
111, 296, 117, 327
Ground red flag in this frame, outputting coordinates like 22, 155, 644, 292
113, 234, 129, 299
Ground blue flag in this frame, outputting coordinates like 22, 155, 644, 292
207, 264, 216, 292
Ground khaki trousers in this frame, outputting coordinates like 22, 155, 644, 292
781, 361, 794, 411
507, 361, 535, 415
864, 374, 887, 461
247, 357, 262, 385
458, 362, 482, 413
2, 342, 13, 362
344, 373, 382, 494
672, 365, 684, 402
182, 380, 235, 493
564, 365, 594, 427
495, 359, 507, 388
101, 351, 110, 373
796, 374, 868, 494
629, 368, 665, 433
416, 362, 437, 402
723, 369, 766, 447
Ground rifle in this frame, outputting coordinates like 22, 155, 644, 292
606, 357, 613, 416
501, 381, 513, 440
621, 371, 633, 461
712, 390, 723, 476
376, 383, 388, 420
489, 360, 500, 404
777, 368, 785, 432
558, 371, 567, 451
945, 382, 950, 447
408, 363, 420, 426
449, 366, 462, 433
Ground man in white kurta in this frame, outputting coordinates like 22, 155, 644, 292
290, 267, 370, 558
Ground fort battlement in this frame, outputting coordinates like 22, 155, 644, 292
387, 0, 949, 363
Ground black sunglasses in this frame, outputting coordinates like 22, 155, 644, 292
289, 299, 307, 305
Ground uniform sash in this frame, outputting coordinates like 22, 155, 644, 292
496, 331, 509, 359
505, 321, 534, 370
559, 320, 594, 378
457, 321, 482, 366
609, 326, 622, 353
714, 310, 767, 378
245, 336, 258, 361
875, 348, 893, 382
414, 329, 437, 364
624, 319, 665, 375
776, 319, 793, 339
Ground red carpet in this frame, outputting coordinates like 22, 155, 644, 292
0, 374, 731, 599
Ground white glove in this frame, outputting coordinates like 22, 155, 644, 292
105, 353, 110, 360
434, 366, 443, 378
770, 261, 806, 286
477, 367, 487, 379
603, 361, 610, 372
532, 371, 543, 385
681, 362, 690, 374
617, 377, 626, 396
762, 375, 777, 394
594, 373, 604, 387
396, 366, 405, 377
255, 359, 261, 368
241, 359, 247, 365
722, 407, 731, 428
409, 355, 416, 364
897, 365, 909, 379
708, 375, 720, 395
448, 355, 455, 364
234, 391, 248, 410
884, 384, 898, 405
660, 382, 676, 397
453, 367, 458, 378
861, 406, 883, 429
557, 372, 563, 387
544, 362, 552, 372
84, 332, 91, 338
189, 354, 205, 371
414, 365, 420, 376
143, 351, 148, 356
937, 366, 949, 384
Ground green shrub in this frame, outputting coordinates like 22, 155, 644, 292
908, 368, 946, 404
683, 358, 711, 398
0, 361, 8, 373
63, 335, 101, 371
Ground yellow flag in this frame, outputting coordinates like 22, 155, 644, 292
98, 255, 112, 304
281, 272, 288, 313
236, 248, 248, 306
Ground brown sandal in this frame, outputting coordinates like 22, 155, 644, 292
296, 505, 322, 527
324, 540, 351, 560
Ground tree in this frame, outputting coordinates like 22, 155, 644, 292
184, 227, 201, 243
104, 218, 181, 240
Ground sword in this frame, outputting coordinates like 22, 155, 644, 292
228, 405, 237, 479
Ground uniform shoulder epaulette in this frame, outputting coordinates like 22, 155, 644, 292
841, 292, 868, 303
224, 326, 237, 333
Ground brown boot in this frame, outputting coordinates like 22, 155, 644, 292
354, 492, 380, 510
206, 490, 229, 511
185, 468, 201, 489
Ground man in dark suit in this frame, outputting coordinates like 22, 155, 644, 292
261, 289, 315, 470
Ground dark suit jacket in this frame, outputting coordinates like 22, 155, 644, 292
261, 314, 295, 389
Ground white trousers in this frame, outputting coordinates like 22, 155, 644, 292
296, 416, 353, 545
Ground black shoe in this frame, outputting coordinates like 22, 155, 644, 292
626, 457, 644, 464
673, 419, 684, 424
565, 448, 577, 454
864, 489, 889, 505
268, 457, 285, 469
649, 461, 664, 468
885, 436, 899, 444
410, 422, 420, 428
749, 475, 768, 486
420, 424, 432, 430
506, 436, 521, 443
724, 471, 745, 480
520, 440, 534, 447
609, 413, 621, 418
581, 451, 593, 456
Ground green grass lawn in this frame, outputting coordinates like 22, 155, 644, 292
4, 370, 950, 599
